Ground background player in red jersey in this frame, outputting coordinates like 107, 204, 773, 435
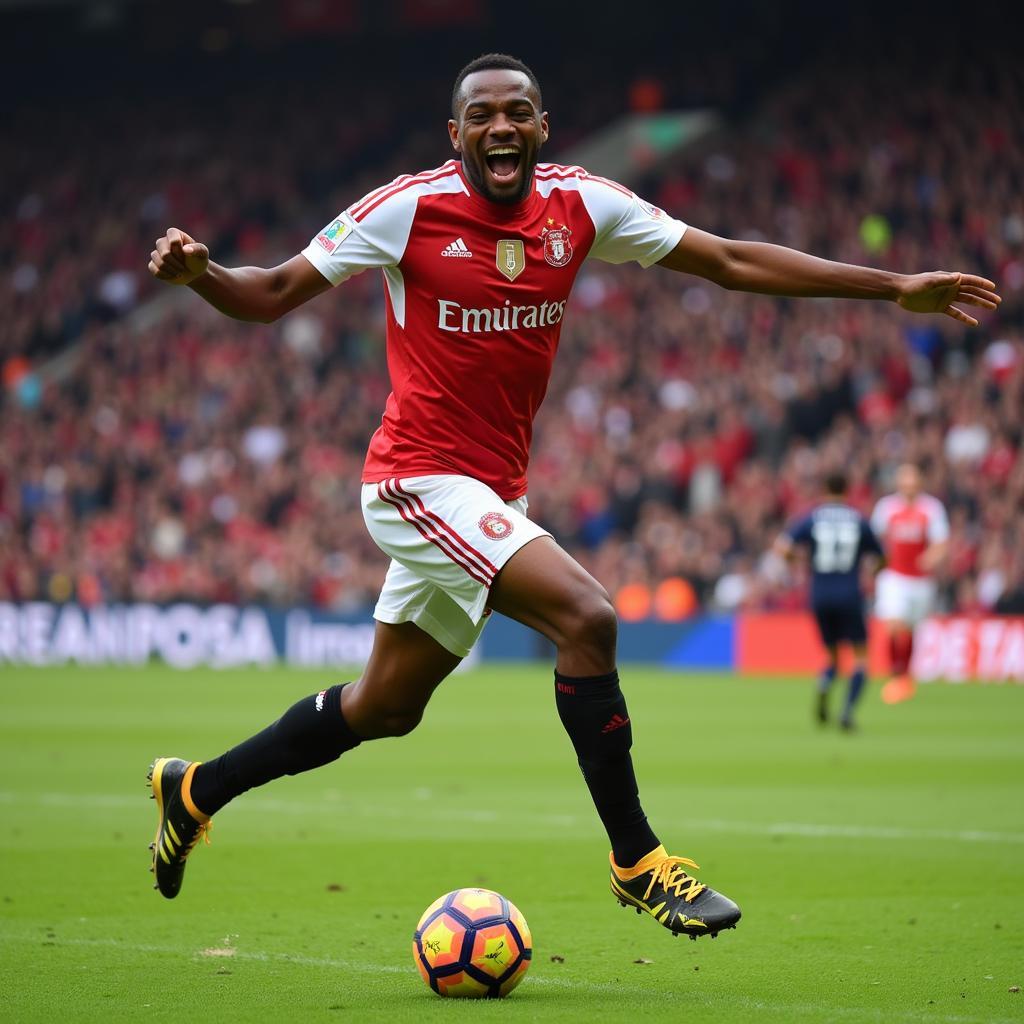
871, 464, 950, 704
145, 54, 999, 936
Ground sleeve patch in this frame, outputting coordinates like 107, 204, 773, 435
314, 219, 351, 254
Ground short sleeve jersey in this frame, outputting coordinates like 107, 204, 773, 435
787, 502, 883, 606
302, 160, 685, 500
870, 493, 949, 578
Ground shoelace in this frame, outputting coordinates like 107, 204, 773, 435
182, 820, 213, 859
642, 856, 706, 903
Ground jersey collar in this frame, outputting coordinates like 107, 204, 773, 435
457, 162, 541, 222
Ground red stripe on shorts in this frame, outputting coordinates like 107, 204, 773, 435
390, 479, 500, 577
378, 480, 494, 588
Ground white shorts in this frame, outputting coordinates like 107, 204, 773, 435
361, 475, 550, 657
874, 569, 936, 626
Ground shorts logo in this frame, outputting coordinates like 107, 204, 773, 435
496, 239, 525, 281
541, 220, 573, 268
315, 689, 327, 711
478, 512, 514, 540
315, 219, 350, 254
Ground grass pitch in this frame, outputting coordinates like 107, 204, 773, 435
1, 663, 1022, 1023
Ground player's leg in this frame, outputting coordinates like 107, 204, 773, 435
489, 536, 740, 939
193, 619, 459, 812
818, 644, 839, 724
882, 575, 935, 704
813, 607, 840, 724
488, 537, 644, 854
835, 602, 870, 729
875, 569, 916, 704
342, 620, 461, 738
881, 620, 915, 704
841, 640, 869, 731
149, 620, 460, 898
882, 577, 922, 704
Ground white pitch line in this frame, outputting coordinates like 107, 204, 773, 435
1, 790, 1023, 846
0, 933, 1015, 1024
684, 818, 1024, 846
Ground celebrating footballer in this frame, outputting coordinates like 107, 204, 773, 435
146, 53, 1001, 939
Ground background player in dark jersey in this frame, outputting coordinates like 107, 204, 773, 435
145, 53, 999, 939
774, 472, 884, 731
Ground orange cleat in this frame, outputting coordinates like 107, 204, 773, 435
881, 675, 917, 705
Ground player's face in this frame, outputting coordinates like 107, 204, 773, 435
896, 465, 922, 499
448, 70, 549, 204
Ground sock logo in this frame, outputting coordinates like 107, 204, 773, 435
556, 682, 576, 695
601, 713, 630, 734
315, 690, 327, 712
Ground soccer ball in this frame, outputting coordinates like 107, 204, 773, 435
412, 888, 532, 998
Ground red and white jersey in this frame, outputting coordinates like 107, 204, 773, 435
302, 160, 685, 499
870, 493, 949, 578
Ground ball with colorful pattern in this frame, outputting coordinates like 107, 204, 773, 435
412, 888, 532, 998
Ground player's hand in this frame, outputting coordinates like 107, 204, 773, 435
917, 545, 946, 574
896, 271, 1001, 327
148, 227, 210, 286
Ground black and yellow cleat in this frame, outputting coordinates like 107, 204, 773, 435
147, 758, 211, 899
610, 845, 741, 940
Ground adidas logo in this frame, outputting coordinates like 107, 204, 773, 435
601, 713, 630, 734
441, 237, 473, 258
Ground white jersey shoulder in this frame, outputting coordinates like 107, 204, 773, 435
871, 493, 949, 542
302, 161, 466, 286
534, 163, 686, 268
919, 494, 950, 542
870, 494, 901, 534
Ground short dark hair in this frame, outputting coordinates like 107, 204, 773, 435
824, 471, 848, 496
451, 53, 542, 118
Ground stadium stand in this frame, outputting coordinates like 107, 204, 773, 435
2, 24, 1021, 618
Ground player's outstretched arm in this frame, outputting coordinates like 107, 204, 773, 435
772, 535, 795, 562
148, 227, 331, 323
659, 227, 1001, 327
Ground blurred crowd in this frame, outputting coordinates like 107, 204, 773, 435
3, 46, 1023, 618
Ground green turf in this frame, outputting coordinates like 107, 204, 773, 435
1, 664, 1022, 1023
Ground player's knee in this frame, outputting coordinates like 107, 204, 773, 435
562, 587, 617, 654
343, 683, 426, 739
375, 707, 424, 737
355, 704, 424, 738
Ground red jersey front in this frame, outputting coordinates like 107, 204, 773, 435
302, 161, 685, 499
870, 493, 949, 578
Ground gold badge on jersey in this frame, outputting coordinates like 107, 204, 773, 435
496, 239, 525, 282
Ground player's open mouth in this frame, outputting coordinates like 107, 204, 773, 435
484, 145, 521, 184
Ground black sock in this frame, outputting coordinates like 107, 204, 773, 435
554, 669, 659, 868
190, 684, 362, 816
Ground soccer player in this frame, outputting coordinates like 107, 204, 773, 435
773, 472, 884, 731
145, 54, 999, 938
871, 463, 950, 704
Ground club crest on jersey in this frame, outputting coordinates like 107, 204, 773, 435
541, 221, 573, 268
496, 239, 525, 282
479, 511, 514, 540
